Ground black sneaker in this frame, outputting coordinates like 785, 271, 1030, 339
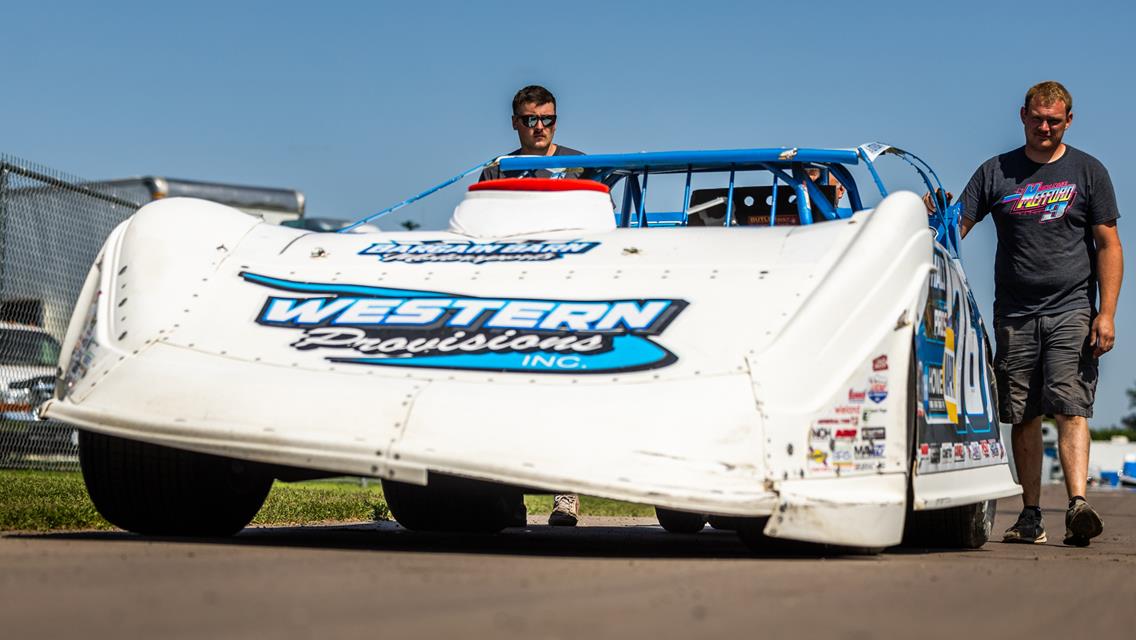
1003, 508, 1047, 544
1064, 498, 1103, 547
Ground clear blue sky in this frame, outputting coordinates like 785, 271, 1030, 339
3, 0, 1133, 427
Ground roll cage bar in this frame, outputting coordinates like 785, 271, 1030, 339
341, 143, 962, 258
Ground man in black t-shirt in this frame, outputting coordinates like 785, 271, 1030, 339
481, 85, 583, 528
957, 81, 1123, 547
478, 85, 584, 182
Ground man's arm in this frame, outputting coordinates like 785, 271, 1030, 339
1091, 220, 1123, 357
959, 216, 977, 239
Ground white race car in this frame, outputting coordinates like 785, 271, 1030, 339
43, 144, 1020, 550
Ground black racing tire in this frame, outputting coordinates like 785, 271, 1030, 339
903, 499, 996, 549
381, 479, 514, 533
707, 515, 740, 531
654, 507, 707, 534
79, 430, 273, 537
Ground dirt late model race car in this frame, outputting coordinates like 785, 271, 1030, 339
43, 143, 1020, 551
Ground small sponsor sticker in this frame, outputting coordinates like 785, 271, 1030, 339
919, 443, 930, 459
854, 443, 885, 459
848, 389, 867, 404
940, 443, 953, 463
868, 375, 889, 404
808, 447, 829, 470
954, 443, 966, 460
835, 428, 858, 440
872, 355, 889, 371
861, 427, 886, 441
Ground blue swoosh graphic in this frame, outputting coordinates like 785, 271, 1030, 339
241, 272, 451, 298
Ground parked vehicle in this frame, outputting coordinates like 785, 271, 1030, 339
43, 144, 1019, 548
0, 323, 75, 460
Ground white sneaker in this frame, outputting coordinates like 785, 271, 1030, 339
548, 494, 579, 526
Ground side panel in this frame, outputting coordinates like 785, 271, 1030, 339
912, 243, 1019, 508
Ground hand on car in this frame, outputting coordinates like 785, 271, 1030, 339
922, 190, 953, 214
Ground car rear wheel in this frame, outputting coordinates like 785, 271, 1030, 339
381, 479, 515, 533
654, 507, 706, 533
903, 499, 996, 548
79, 430, 273, 536
707, 515, 739, 530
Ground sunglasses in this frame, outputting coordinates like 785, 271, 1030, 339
515, 114, 557, 128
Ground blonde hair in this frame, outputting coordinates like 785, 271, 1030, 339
1024, 81, 1073, 114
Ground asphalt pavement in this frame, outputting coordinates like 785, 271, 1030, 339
2, 484, 1133, 640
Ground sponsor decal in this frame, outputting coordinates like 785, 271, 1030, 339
833, 405, 860, 415
940, 443, 953, 463
930, 447, 941, 464
861, 408, 888, 424
64, 292, 100, 391
854, 443, 885, 459
868, 375, 888, 404
1000, 181, 1077, 223
816, 417, 858, 427
969, 442, 983, 461
980, 441, 991, 458
832, 441, 854, 468
358, 239, 599, 264
835, 428, 858, 440
810, 426, 832, 441
808, 447, 829, 469
848, 389, 866, 404
992, 442, 1003, 459
861, 427, 886, 441
954, 443, 966, 461
872, 355, 889, 371
919, 443, 930, 459
243, 272, 686, 374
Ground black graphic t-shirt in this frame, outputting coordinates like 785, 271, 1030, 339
478, 145, 585, 182
961, 145, 1119, 319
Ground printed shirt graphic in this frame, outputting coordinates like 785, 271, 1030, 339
959, 145, 1119, 318
999, 180, 1078, 223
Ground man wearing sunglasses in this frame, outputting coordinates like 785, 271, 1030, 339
478, 85, 584, 182
478, 85, 584, 528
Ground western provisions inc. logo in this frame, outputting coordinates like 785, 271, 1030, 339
242, 272, 686, 374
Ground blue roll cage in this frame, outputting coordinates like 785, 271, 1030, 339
341, 143, 963, 258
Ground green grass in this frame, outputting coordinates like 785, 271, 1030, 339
0, 470, 113, 531
0, 469, 654, 531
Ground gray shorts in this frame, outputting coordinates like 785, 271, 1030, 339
993, 308, 1098, 424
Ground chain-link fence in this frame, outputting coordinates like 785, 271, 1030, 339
0, 154, 142, 470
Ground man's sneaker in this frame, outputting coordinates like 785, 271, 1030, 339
1003, 508, 1047, 544
1064, 498, 1103, 547
507, 496, 528, 528
548, 494, 579, 527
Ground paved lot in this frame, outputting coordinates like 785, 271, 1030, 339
2, 484, 1133, 640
